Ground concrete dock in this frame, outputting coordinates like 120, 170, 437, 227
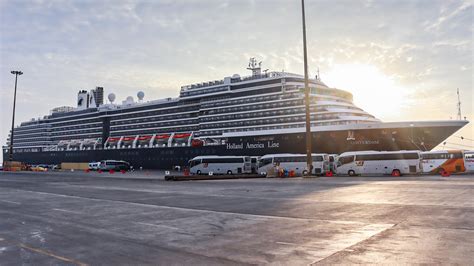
0, 171, 473, 264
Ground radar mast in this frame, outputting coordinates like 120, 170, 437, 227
457, 88, 462, 120
247, 58, 262, 77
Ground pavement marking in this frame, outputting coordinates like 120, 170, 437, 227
52, 208, 82, 215
11, 188, 375, 225
0, 236, 86, 266
18, 243, 87, 266
0, 200, 21, 205
67, 184, 474, 208
309, 223, 396, 265
135, 222, 181, 231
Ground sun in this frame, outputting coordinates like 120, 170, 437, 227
322, 63, 408, 121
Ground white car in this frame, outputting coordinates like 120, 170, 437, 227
88, 162, 101, 170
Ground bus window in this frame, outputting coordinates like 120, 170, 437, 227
189, 159, 200, 167
312, 156, 324, 162
338, 156, 354, 165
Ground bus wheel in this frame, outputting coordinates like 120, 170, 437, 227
227, 170, 233, 175
302, 170, 309, 176
438, 168, 445, 176
391, 169, 401, 177
196, 170, 202, 175
348, 170, 356, 176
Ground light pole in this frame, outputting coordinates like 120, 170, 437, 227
9, 70, 23, 162
301, 0, 313, 175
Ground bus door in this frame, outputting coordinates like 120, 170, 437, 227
355, 159, 365, 173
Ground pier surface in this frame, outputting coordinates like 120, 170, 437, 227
0, 171, 473, 265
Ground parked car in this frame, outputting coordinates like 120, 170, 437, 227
31, 165, 47, 172
99, 160, 130, 171
88, 162, 101, 170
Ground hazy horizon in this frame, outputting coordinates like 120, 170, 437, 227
1, 0, 473, 161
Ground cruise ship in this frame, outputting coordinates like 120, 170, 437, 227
3, 59, 468, 169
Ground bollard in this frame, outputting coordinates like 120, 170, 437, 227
120, 170, 126, 174
85, 169, 90, 173
109, 169, 115, 174
325, 171, 333, 177
98, 169, 102, 173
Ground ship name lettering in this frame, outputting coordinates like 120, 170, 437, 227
267, 141, 280, 148
246, 143, 265, 149
350, 140, 379, 145
226, 143, 244, 149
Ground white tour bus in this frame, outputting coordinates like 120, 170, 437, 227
336, 150, 421, 176
257, 153, 330, 177
465, 151, 474, 173
420, 150, 466, 174
189, 156, 252, 175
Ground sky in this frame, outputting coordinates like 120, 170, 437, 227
0, 0, 473, 160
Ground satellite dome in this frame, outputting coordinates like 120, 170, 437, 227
232, 74, 241, 79
126, 96, 134, 102
108, 93, 116, 103
137, 91, 145, 100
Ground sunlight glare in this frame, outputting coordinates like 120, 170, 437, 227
323, 64, 408, 120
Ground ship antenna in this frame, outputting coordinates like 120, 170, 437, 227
457, 88, 462, 120
247, 57, 262, 77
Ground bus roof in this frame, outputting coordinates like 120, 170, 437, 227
260, 153, 327, 159
190, 155, 249, 160
339, 150, 420, 157
420, 150, 464, 154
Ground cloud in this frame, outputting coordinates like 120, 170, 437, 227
425, 1, 472, 31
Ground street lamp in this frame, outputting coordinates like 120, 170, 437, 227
301, 0, 313, 175
9, 70, 23, 162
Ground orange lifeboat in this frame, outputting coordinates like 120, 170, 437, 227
174, 133, 191, 139
108, 137, 120, 142
122, 136, 136, 142
137, 135, 152, 141
155, 134, 171, 140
